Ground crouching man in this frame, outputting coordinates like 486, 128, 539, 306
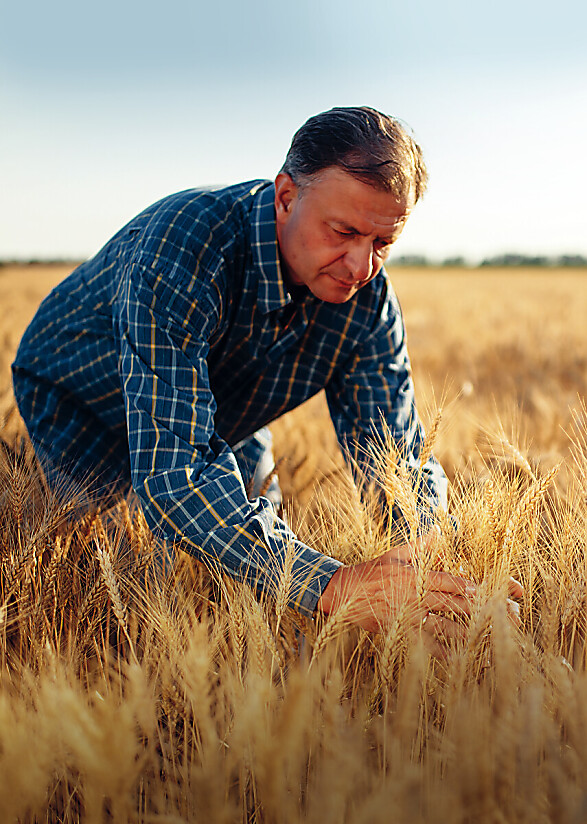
13, 106, 519, 639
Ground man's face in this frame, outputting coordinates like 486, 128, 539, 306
274, 166, 413, 304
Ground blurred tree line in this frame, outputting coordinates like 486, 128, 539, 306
388, 253, 587, 268
1, 254, 587, 270
0, 259, 81, 268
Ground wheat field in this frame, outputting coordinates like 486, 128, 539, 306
1, 263, 587, 823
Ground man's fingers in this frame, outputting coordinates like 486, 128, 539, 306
423, 590, 472, 617
418, 612, 467, 659
426, 569, 477, 598
422, 612, 467, 643
507, 598, 521, 627
386, 543, 414, 563
508, 576, 524, 600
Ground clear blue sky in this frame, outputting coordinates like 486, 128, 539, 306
2, 0, 586, 262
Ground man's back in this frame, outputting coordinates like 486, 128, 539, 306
13, 179, 398, 479
12, 181, 264, 490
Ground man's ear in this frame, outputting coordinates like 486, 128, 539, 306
274, 172, 298, 224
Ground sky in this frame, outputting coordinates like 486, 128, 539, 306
2, 0, 586, 263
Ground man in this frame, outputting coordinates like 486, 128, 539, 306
12, 107, 497, 637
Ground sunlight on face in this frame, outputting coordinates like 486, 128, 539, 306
275, 167, 413, 303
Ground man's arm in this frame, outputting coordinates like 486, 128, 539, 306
113, 258, 342, 617
320, 276, 523, 632
325, 275, 447, 534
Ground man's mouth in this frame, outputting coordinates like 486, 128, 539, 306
326, 273, 356, 287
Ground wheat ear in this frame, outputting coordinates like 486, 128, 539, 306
310, 601, 353, 666
419, 408, 443, 469
379, 606, 411, 690
498, 437, 536, 480
502, 465, 560, 554
96, 541, 137, 661
250, 597, 285, 672
484, 478, 502, 549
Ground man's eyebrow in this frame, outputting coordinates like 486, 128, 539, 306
332, 220, 364, 235
331, 220, 394, 242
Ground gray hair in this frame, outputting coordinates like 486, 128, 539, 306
281, 106, 428, 202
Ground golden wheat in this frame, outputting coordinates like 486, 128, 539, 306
0, 264, 585, 821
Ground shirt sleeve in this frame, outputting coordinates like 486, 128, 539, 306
324, 276, 448, 533
113, 258, 341, 618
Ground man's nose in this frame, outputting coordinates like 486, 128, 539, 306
345, 241, 374, 282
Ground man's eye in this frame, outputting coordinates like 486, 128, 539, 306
334, 228, 354, 237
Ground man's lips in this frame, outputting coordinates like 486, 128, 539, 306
324, 272, 357, 287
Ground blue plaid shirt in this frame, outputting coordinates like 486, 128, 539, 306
13, 180, 447, 617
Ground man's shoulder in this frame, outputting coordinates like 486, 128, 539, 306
130, 180, 272, 275
138, 180, 271, 231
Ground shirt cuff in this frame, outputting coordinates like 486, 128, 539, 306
289, 552, 344, 618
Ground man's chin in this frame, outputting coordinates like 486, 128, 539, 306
312, 285, 357, 304
322, 273, 361, 301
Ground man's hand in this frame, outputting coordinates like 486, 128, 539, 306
317, 544, 476, 634
317, 539, 525, 645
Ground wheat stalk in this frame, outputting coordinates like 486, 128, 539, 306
95, 541, 138, 664
230, 601, 247, 682
396, 462, 420, 543
309, 600, 354, 666
379, 605, 411, 690
483, 478, 502, 549
498, 437, 536, 480
249, 597, 285, 673
502, 465, 560, 555
41, 536, 67, 602
76, 571, 106, 631
274, 540, 295, 632
419, 408, 443, 469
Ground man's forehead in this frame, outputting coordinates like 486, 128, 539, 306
304, 167, 414, 216
315, 185, 411, 238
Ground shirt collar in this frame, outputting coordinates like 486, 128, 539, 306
250, 183, 294, 314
